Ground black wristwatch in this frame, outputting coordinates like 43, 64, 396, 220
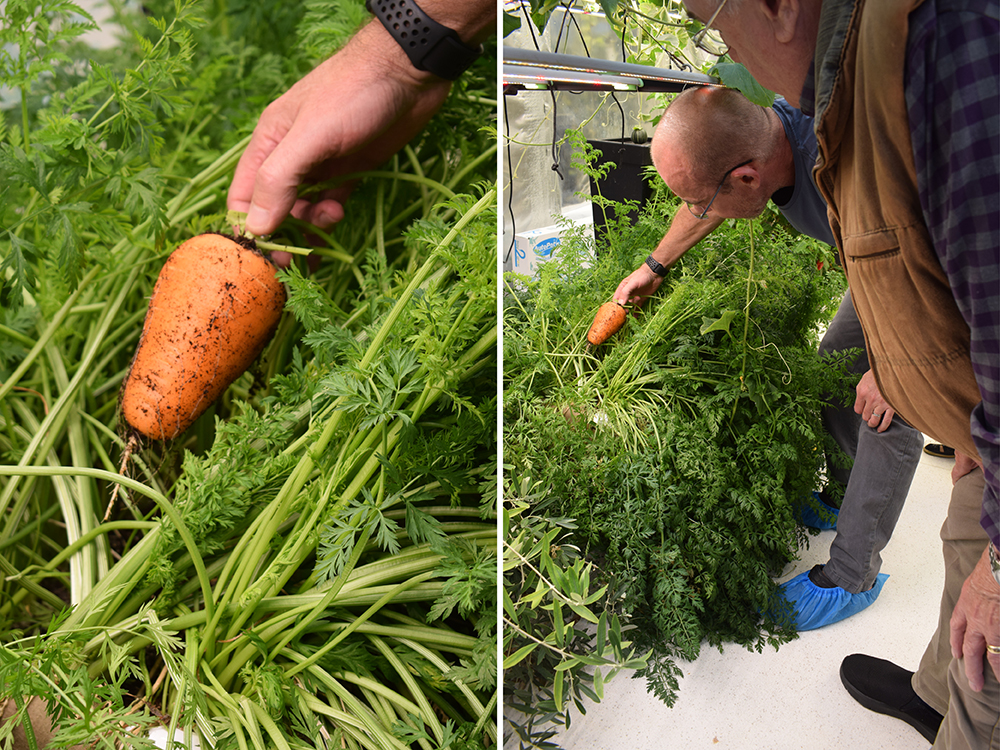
645, 255, 669, 277
366, 0, 483, 81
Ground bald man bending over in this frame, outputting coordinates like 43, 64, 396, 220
615, 86, 923, 634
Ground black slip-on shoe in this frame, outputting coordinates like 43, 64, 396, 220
922, 443, 955, 459
840, 654, 943, 743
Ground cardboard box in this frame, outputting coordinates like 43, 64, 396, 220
509, 225, 562, 277
508, 215, 594, 277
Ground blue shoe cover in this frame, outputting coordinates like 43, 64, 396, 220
769, 571, 889, 631
797, 491, 839, 530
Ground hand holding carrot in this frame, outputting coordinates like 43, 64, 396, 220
228, 0, 495, 241
613, 264, 665, 308
227, 20, 452, 239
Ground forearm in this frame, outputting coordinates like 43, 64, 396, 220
354, 0, 496, 83
414, 0, 497, 45
649, 206, 725, 270
614, 206, 724, 306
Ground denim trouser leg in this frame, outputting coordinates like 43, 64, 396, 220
816, 292, 923, 593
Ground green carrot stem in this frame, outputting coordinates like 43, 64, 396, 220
283, 570, 438, 679
734, 219, 756, 419
368, 635, 444, 743
0, 265, 135, 551
287, 659, 412, 750
214, 191, 494, 639
0, 266, 100, 407
303, 171, 457, 201
0, 465, 214, 627
446, 142, 498, 191
264, 524, 374, 664
44, 521, 157, 571
0, 551, 65, 609
397, 637, 494, 741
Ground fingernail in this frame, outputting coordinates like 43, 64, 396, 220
247, 203, 271, 235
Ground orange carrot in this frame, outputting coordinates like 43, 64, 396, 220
586, 301, 627, 346
121, 233, 286, 441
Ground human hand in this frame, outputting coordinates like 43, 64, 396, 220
952, 451, 982, 485
950, 545, 1000, 690
854, 369, 894, 432
613, 265, 664, 308
227, 21, 453, 239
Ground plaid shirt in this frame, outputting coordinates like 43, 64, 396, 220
905, 0, 999, 548
801, 0, 1000, 547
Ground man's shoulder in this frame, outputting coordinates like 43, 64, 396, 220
772, 97, 810, 127
771, 97, 817, 155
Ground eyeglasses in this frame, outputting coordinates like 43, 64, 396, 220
691, 0, 730, 57
687, 159, 752, 219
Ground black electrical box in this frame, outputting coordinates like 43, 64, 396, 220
586, 137, 655, 233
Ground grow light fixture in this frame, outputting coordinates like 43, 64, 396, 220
504, 64, 639, 91
503, 48, 718, 93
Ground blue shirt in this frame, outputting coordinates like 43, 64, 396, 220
770, 99, 836, 247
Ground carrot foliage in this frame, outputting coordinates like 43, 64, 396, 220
503, 135, 853, 744
0, 1, 497, 747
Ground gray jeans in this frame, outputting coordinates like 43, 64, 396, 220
817, 292, 923, 593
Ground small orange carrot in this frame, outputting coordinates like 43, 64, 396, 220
586, 301, 627, 346
121, 233, 286, 441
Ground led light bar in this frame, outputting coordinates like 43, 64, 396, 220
503, 47, 718, 93
503, 64, 640, 91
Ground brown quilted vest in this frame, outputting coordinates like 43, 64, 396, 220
812, 0, 981, 460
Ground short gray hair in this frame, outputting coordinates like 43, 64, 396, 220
654, 86, 771, 186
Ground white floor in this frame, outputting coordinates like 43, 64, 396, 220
554, 441, 956, 750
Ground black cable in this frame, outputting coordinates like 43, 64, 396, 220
519, 1, 541, 51
503, 91, 517, 264
568, 8, 590, 57
549, 89, 564, 180
513, 1, 563, 179
505, 2, 543, 264
554, 0, 574, 53
547, 2, 577, 180
620, 8, 628, 67
506, 1, 543, 265
615, 9, 628, 142
566, 1, 626, 143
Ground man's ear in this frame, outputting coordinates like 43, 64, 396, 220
733, 164, 762, 189
762, 0, 801, 44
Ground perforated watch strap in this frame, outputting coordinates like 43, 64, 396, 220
645, 255, 668, 277
366, 0, 483, 81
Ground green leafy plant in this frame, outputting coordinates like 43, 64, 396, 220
503, 474, 649, 750
502, 137, 850, 744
